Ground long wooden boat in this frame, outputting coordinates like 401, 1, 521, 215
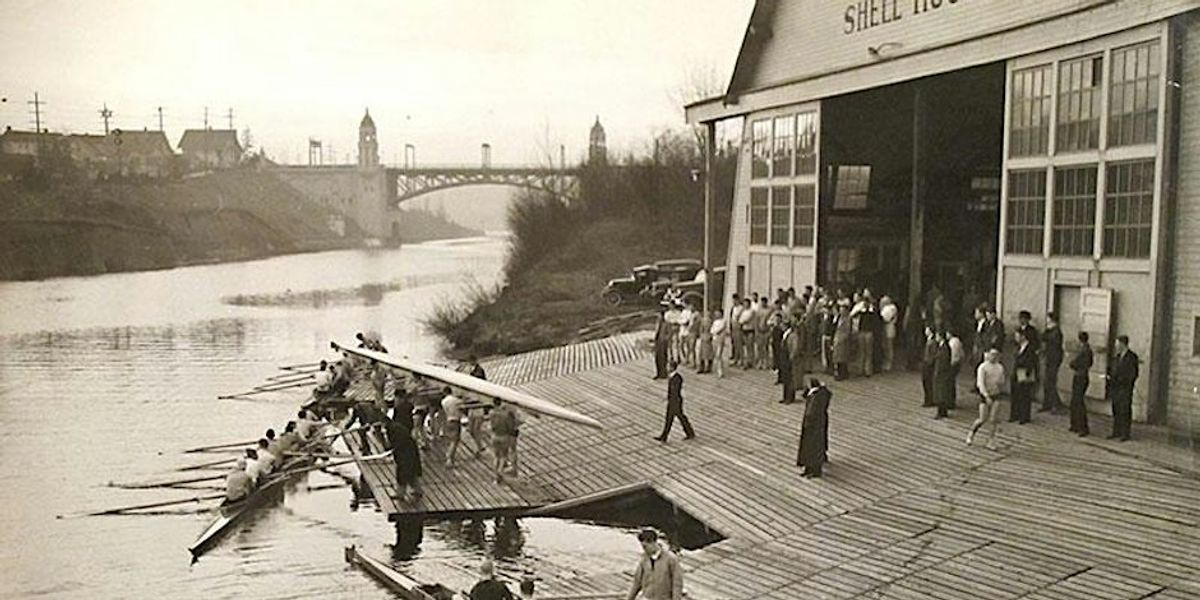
187, 452, 314, 561
331, 341, 603, 430
344, 545, 460, 600
188, 416, 360, 561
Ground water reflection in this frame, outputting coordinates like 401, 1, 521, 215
392, 517, 425, 561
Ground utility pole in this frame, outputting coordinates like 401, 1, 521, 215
225, 107, 234, 130
28, 92, 44, 132
203, 106, 209, 129
99, 103, 113, 134
157, 106, 164, 131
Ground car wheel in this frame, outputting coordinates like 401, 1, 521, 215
603, 291, 623, 306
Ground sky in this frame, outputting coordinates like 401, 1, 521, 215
0, 0, 752, 166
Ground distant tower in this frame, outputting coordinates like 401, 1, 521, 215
358, 108, 379, 169
588, 116, 607, 166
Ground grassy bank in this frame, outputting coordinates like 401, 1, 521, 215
430, 135, 735, 357
0, 169, 359, 280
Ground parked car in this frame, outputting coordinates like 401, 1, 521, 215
658, 266, 726, 308
601, 258, 702, 306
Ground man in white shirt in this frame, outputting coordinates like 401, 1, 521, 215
710, 309, 728, 378
729, 296, 745, 366
440, 387, 466, 467
879, 297, 899, 372
968, 348, 1006, 450
737, 298, 757, 369
244, 448, 268, 484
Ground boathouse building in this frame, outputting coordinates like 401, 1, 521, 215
686, 1, 1200, 440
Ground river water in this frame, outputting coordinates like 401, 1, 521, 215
0, 237, 641, 599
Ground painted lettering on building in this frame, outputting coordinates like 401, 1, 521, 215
844, 0, 975, 35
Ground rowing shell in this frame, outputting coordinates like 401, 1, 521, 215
344, 545, 460, 599
187, 453, 311, 561
187, 418, 367, 560
331, 342, 603, 431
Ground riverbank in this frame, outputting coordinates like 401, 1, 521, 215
430, 147, 736, 358
434, 216, 696, 356
0, 170, 480, 280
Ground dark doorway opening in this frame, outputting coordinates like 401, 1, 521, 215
819, 62, 1005, 335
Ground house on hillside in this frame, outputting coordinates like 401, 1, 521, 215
0, 127, 60, 157
179, 129, 242, 171
107, 130, 175, 178
0, 127, 176, 178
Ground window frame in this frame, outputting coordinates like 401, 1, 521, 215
1000, 24, 1166, 272
746, 105, 820, 253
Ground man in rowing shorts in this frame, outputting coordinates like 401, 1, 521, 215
441, 387, 465, 468
489, 398, 517, 482
967, 348, 1007, 450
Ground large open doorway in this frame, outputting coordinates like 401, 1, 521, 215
818, 63, 1005, 334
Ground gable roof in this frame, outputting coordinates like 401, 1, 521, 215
111, 130, 173, 157
179, 129, 242, 154
724, 0, 779, 99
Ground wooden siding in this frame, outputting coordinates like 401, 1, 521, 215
688, 1, 1199, 123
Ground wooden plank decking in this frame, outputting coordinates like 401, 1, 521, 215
346, 332, 1200, 599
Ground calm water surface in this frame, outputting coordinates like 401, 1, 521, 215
0, 237, 640, 599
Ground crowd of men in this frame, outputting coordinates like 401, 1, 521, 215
653, 284, 1142, 454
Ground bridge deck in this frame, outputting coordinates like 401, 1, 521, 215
346, 333, 1200, 599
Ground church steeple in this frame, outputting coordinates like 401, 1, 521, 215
358, 108, 378, 169
588, 116, 607, 166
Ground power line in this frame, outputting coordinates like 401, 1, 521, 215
99, 103, 113, 134
28, 92, 44, 132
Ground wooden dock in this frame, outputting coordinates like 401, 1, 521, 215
347, 333, 1200, 599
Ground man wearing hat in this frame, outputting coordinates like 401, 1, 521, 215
625, 529, 683, 600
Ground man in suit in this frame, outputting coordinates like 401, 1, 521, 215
652, 308, 670, 380
979, 305, 1006, 355
1106, 335, 1139, 441
779, 320, 797, 404
1068, 331, 1094, 437
655, 361, 695, 442
796, 379, 831, 478
1010, 328, 1038, 424
1040, 312, 1065, 413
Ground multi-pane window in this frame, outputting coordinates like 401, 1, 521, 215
796, 112, 817, 174
749, 187, 768, 244
772, 116, 794, 177
1052, 166, 1098, 256
751, 120, 770, 179
770, 186, 791, 246
1110, 41, 1160, 147
793, 185, 816, 247
833, 165, 870, 210
1010, 65, 1053, 157
1057, 55, 1103, 152
1006, 170, 1046, 255
1104, 160, 1155, 258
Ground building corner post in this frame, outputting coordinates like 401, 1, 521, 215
704, 121, 717, 315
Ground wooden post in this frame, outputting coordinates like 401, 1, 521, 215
908, 84, 925, 316
703, 120, 717, 315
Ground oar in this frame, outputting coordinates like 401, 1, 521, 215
183, 438, 259, 454
59, 492, 226, 519
265, 372, 318, 383
255, 374, 315, 388
216, 380, 314, 401
279, 361, 321, 371
109, 472, 228, 490
176, 457, 237, 472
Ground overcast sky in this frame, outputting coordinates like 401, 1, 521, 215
0, 0, 751, 166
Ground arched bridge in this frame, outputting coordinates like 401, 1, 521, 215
387, 165, 580, 205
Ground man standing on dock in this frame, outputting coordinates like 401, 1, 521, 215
625, 529, 683, 600
1106, 335, 1139, 441
655, 361, 695, 442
